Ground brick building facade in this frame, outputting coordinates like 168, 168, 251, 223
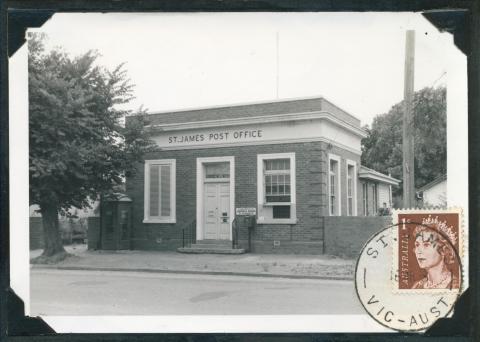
125, 97, 399, 254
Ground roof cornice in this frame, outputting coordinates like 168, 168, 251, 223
146, 111, 367, 138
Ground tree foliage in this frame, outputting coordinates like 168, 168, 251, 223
29, 33, 155, 257
361, 86, 446, 196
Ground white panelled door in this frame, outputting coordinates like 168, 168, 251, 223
204, 182, 230, 240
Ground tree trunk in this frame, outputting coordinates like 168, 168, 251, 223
40, 203, 66, 257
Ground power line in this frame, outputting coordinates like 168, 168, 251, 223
431, 70, 447, 88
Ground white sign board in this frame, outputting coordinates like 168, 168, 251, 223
151, 119, 362, 154
235, 207, 256, 216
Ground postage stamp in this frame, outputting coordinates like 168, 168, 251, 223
355, 208, 465, 332
393, 208, 463, 292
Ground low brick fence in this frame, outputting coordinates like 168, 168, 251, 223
324, 216, 392, 258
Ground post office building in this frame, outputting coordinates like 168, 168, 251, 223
124, 97, 399, 254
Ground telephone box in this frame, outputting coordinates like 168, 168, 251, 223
100, 193, 133, 250
235, 207, 256, 252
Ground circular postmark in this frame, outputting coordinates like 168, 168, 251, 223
355, 214, 463, 332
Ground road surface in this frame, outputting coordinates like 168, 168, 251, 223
30, 269, 362, 315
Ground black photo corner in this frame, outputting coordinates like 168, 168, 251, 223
1, 1, 479, 340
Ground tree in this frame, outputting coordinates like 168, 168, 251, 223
361, 87, 446, 198
29, 33, 154, 259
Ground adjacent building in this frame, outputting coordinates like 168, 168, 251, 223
359, 166, 399, 216
417, 174, 447, 208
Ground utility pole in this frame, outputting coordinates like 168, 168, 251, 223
276, 31, 279, 99
403, 30, 415, 208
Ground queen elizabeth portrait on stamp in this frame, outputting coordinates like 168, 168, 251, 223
411, 224, 460, 289
396, 211, 461, 290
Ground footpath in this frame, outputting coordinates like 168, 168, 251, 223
30, 245, 355, 280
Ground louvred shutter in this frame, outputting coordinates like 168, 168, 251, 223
149, 165, 160, 217
160, 165, 171, 217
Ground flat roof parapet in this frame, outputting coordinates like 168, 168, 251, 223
139, 96, 361, 128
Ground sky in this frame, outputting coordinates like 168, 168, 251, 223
31, 12, 458, 126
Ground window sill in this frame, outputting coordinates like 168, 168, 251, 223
262, 202, 292, 206
204, 178, 230, 183
256, 218, 297, 224
143, 218, 176, 224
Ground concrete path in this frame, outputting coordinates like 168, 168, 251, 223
30, 244, 355, 280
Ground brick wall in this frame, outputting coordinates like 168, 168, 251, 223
30, 217, 44, 250
323, 216, 392, 258
138, 97, 360, 128
127, 141, 362, 254
238, 238, 324, 254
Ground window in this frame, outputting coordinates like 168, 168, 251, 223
264, 158, 291, 203
144, 159, 176, 223
363, 182, 368, 216
330, 161, 337, 215
347, 165, 353, 215
372, 183, 378, 215
205, 162, 230, 179
328, 154, 341, 216
346, 161, 357, 216
257, 153, 296, 223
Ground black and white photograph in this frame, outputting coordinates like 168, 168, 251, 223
7, 11, 470, 334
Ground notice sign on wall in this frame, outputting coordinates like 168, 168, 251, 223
236, 207, 256, 216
